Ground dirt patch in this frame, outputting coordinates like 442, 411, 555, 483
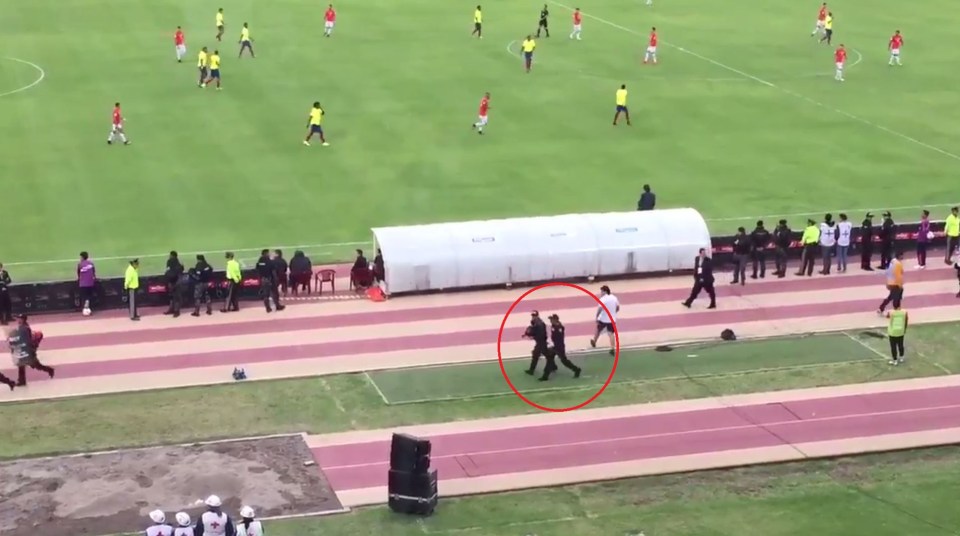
0, 435, 342, 536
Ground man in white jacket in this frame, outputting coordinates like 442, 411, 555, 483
196, 495, 236, 536
237, 506, 265, 536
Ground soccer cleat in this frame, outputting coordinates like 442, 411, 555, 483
303, 141, 310, 146
107, 140, 112, 145
201, 83, 206, 88
124, 141, 130, 145
322, 142, 330, 146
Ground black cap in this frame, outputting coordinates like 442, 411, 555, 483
548, 314, 560, 320
531, 310, 539, 317
883, 211, 891, 217
865, 212, 874, 218
17, 314, 27, 321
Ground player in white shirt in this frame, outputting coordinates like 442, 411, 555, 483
174, 513, 193, 536
146, 510, 174, 536
589, 285, 619, 356
237, 506, 265, 536
196, 495, 236, 536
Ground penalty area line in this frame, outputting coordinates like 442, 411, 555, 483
0, 57, 45, 98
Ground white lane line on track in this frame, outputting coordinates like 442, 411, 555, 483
322, 400, 960, 470
0, 57, 45, 98
548, 1, 960, 163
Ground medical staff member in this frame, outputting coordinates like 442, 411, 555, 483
237, 506, 265, 536
174, 512, 193, 536
146, 510, 173, 536
196, 495, 236, 536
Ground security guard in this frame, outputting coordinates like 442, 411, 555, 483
196, 495, 236, 536
255, 249, 285, 313
878, 211, 896, 269
124, 258, 141, 321
0, 263, 12, 325
174, 512, 193, 536
773, 219, 792, 278
945, 206, 960, 264
797, 219, 820, 276
749, 220, 771, 279
222, 252, 242, 313
146, 510, 173, 536
859, 213, 875, 270
12, 315, 54, 388
272, 249, 289, 295
191, 254, 214, 317
885, 300, 907, 366
730, 226, 750, 285
237, 506, 264, 536
164, 251, 185, 317
523, 310, 550, 376
543, 314, 581, 381
682, 247, 716, 309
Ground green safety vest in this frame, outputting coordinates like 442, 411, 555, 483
887, 310, 907, 337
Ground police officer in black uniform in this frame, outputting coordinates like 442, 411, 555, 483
190, 254, 214, 317
13, 315, 54, 387
731, 227, 750, 285
272, 249, 288, 296
860, 213, 875, 271
878, 211, 896, 269
773, 219, 792, 278
749, 220, 771, 279
543, 314, 581, 381
255, 249, 285, 313
523, 310, 550, 377
536, 4, 550, 37
0, 263, 12, 325
164, 251, 185, 317
683, 247, 716, 309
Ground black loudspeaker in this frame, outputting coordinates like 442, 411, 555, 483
388, 469, 438, 516
390, 433, 432, 473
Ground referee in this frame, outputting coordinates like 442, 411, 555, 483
536, 4, 550, 37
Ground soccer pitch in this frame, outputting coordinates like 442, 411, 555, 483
2, 0, 959, 280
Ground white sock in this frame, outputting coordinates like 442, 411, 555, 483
107, 131, 114, 142
644, 53, 650, 62
476, 124, 483, 132
835, 69, 843, 80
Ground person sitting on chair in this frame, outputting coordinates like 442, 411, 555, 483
288, 250, 313, 295
351, 249, 373, 289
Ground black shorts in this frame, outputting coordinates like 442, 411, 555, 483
825, 28, 833, 37
474, 22, 481, 31
539, 19, 548, 27
79, 286, 94, 306
596, 321, 614, 334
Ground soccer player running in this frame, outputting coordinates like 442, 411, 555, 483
107, 102, 130, 145
811, 3, 827, 37
644, 27, 658, 64
239, 23, 254, 58
536, 4, 550, 38
819, 12, 834, 44
304, 102, 330, 146
472, 92, 490, 135
569, 8, 582, 40
215, 8, 225, 42
324, 5, 336, 37
834, 44, 846, 82
521, 35, 536, 73
197, 47, 209, 87
202, 50, 222, 89
174, 26, 186, 62
613, 84, 631, 126
471, 6, 482, 39
888, 30, 904, 65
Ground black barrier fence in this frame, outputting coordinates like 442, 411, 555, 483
4, 220, 950, 316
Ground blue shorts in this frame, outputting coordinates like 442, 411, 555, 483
209, 69, 220, 78
524, 51, 533, 60
616, 105, 628, 113
311, 124, 323, 134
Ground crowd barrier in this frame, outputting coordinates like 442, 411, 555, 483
5, 215, 950, 314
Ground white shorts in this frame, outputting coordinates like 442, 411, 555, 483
573, 24, 581, 31
325, 21, 334, 29
816, 20, 825, 29
890, 48, 900, 56
836, 62, 844, 69
646, 46, 657, 54
477, 115, 488, 126
111, 123, 123, 132
176, 44, 186, 54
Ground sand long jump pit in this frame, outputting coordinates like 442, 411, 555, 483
0, 434, 344, 536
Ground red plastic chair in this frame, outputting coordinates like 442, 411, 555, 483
314, 269, 336, 295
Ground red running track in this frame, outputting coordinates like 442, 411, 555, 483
312, 385, 960, 491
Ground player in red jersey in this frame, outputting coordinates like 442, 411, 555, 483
471, 92, 490, 135
174, 26, 187, 62
834, 44, 846, 82
888, 30, 904, 66
107, 102, 130, 145
811, 3, 827, 37
324, 4, 336, 37
643, 27, 657, 64
569, 8, 582, 40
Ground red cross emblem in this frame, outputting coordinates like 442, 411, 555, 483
211, 522, 220, 529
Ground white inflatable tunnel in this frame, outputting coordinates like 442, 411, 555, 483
372, 208, 711, 294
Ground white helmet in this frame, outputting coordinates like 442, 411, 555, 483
175, 512, 192, 527
149, 510, 166, 524
205, 495, 222, 508
240, 506, 255, 519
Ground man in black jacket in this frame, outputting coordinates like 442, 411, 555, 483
0, 263, 12, 325
13, 315, 54, 387
523, 311, 550, 377
190, 254, 214, 317
878, 211, 896, 269
164, 251, 185, 317
683, 248, 716, 309
535, 4, 550, 37
637, 184, 656, 211
272, 249, 288, 296
860, 213, 875, 271
256, 249, 285, 313
542, 314, 581, 381
731, 227, 750, 285
773, 219, 792, 278
749, 220, 771, 279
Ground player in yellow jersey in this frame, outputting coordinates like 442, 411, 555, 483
521, 35, 536, 73
202, 50, 222, 90
613, 84, 631, 126
239, 23, 255, 58
197, 47, 209, 87
471, 6, 482, 38
304, 102, 330, 146
216, 8, 225, 41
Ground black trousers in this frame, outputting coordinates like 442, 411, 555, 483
193, 285, 213, 314
684, 279, 716, 307
879, 242, 893, 269
888, 335, 905, 359
916, 242, 928, 267
947, 236, 959, 263
774, 247, 788, 276
0, 371, 14, 388
879, 285, 904, 312
536, 20, 549, 36
79, 286, 94, 310
540, 346, 580, 380
17, 355, 54, 386
861, 243, 874, 269
167, 283, 183, 315
799, 245, 817, 275
751, 250, 767, 278
260, 278, 282, 311
0, 291, 11, 324
223, 280, 240, 311
527, 342, 550, 373
732, 254, 747, 283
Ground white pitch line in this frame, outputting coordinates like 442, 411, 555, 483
841, 331, 890, 361
548, 1, 960, 163
0, 57, 45, 98
363, 372, 391, 405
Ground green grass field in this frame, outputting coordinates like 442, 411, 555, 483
3, 0, 960, 281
